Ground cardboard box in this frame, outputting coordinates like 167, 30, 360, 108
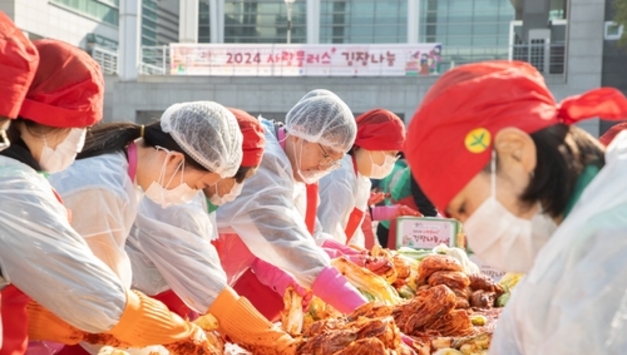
396, 217, 464, 250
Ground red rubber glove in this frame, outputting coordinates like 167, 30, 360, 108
371, 205, 422, 221
368, 191, 387, 206
395, 205, 422, 218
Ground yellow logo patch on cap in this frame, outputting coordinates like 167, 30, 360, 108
464, 128, 491, 154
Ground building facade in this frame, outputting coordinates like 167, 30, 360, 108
0, 0, 178, 48
0, 0, 608, 136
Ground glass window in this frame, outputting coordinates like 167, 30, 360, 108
51, 0, 119, 26
549, 0, 567, 20
224, 0, 307, 43
320, 0, 407, 44
420, 0, 515, 71
141, 0, 159, 46
199, 0, 211, 43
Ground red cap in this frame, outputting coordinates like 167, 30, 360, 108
228, 107, 266, 167
19, 39, 104, 128
599, 122, 627, 146
354, 109, 405, 151
405, 60, 627, 212
0, 12, 39, 119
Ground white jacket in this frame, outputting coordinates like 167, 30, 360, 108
0, 156, 126, 332
215, 119, 331, 287
317, 155, 370, 247
49, 152, 138, 290
127, 193, 227, 313
490, 131, 627, 354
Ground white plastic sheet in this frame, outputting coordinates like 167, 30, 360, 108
128, 193, 227, 313
0, 156, 126, 332
50, 152, 138, 290
216, 119, 330, 287
317, 155, 370, 247
489, 132, 627, 354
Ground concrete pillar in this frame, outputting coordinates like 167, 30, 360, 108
118, 0, 142, 81
307, 0, 320, 44
565, 0, 606, 136
522, 0, 550, 42
216, 0, 225, 43
209, 0, 219, 42
179, 0, 199, 43
407, 0, 419, 43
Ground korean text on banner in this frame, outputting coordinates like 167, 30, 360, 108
169, 43, 442, 77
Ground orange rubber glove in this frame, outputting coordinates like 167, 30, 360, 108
28, 290, 215, 351
27, 301, 86, 345
27, 301, 131, 347
105, 290, 202, 348
163, 326, 223, 355
207, 287, 298, 355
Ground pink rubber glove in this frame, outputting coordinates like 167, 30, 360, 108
311, 266, 367, 314
323, 247, 368, 261
345, 254, 368, 267
323, 247, 342, 259
26, 341, 65, 355
251, 258, 313, 311
401, 334, 418, 352
371, 205, 422, 221
322, 238, 363, 256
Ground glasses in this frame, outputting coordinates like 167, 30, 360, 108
317, 143, 342, 170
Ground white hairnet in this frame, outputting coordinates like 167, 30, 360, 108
161, 101, 243, 177
285, 91, 356, 153
216, 118, 331, 287
297, 89, 339, 101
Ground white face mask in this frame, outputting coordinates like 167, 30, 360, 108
297, 169, 330, 184
208, 181, 244, 206
369, 152, 396, 179
463, 150, 558, 273
39, 128, 86, 173
294, 139, 332, 184
144, 147, 199, 208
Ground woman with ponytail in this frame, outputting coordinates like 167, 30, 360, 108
36, 98, 242, 355
126, 108, 299, 355
0, 35, 137, 355
0, 37, 215, 355
405, 60, 627, 354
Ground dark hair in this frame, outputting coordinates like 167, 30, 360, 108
78, 121, 208, 172
231, 166, 250, 183
489, 124, 605, 218
0, 118, 66, 171
349, 146, 404, 158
